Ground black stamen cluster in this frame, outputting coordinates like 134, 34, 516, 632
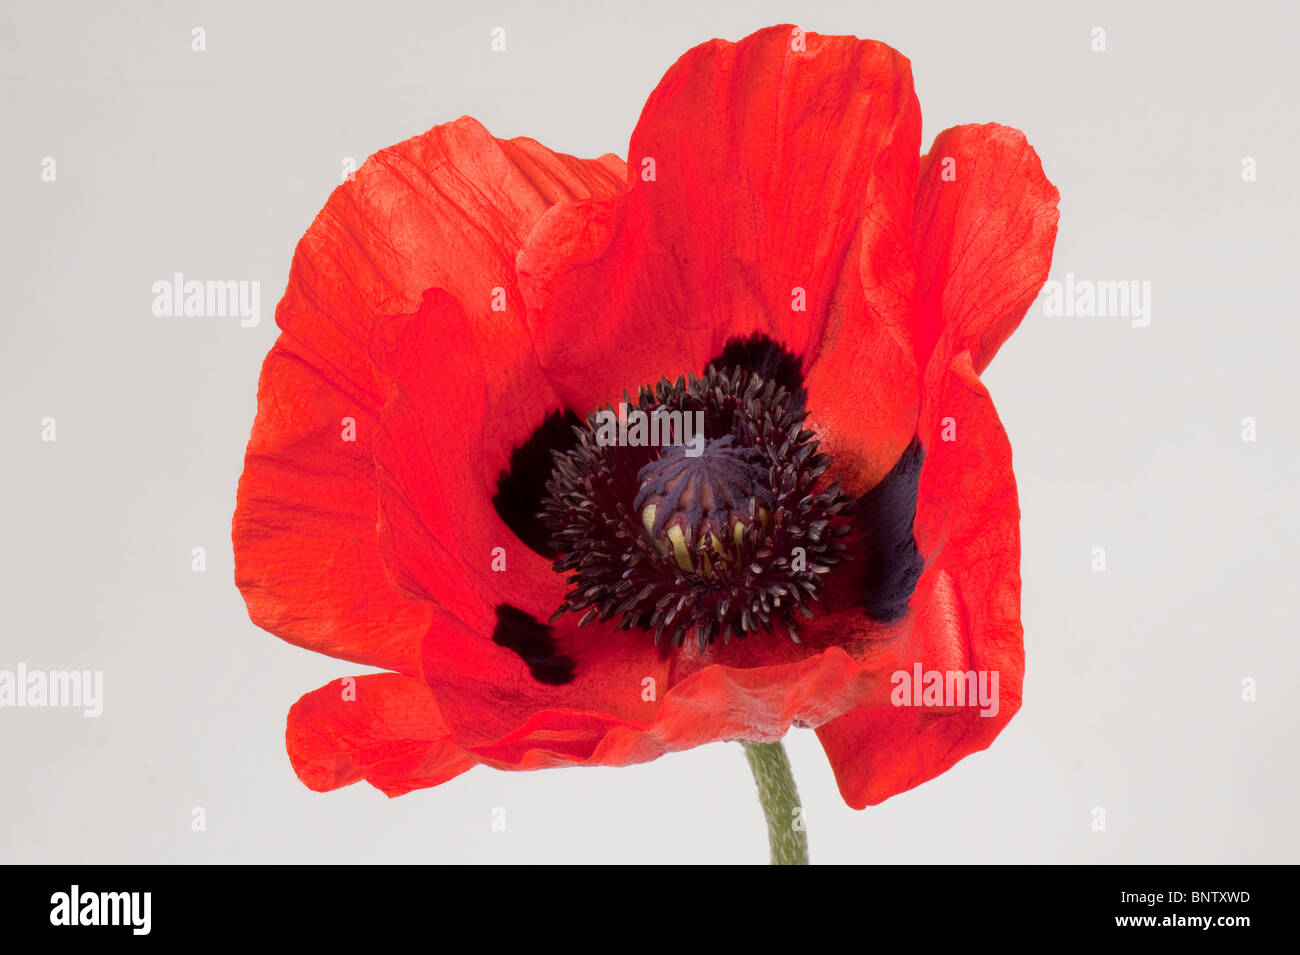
540, 365, 853, 650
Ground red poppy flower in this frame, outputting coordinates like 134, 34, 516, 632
233, 24, 1058, 811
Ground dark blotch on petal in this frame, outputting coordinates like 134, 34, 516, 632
856, 437, 925, 621
492, 604, 576, 685
709, 333, 806, 412
493, 408, 581, 556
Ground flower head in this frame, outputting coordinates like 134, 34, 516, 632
233, 24, 1059, 809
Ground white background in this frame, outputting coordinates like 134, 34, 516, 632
1, 0, 1296, 863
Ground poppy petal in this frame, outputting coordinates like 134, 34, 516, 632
422, 595, 903, 779
235, 118, 624, 670
517, 25, 921, 419
286, 674, 475, 796
800, 227, 921, 494
815, 350, 1024, 807
912, 123, 1060, 376
463, 646, 893, 771
233, 341, 428, 674
417, 607, 674, 752
368, 288, 565, 630
274, 114, 623, 475
406, 630, 900, 781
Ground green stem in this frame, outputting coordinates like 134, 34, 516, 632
740, 740, 809, 865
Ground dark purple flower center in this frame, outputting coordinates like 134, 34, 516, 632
540, 365, 853, 649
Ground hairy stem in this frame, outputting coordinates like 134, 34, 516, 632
740, 740, 809, 865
